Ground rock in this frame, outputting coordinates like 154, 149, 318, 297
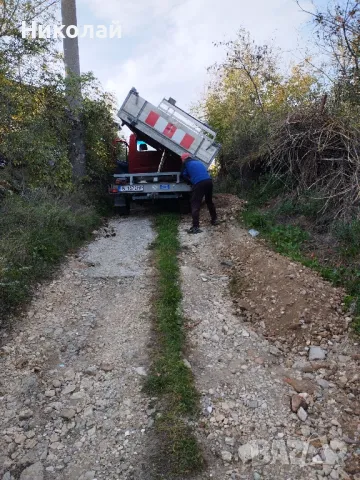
59, 408, 76, 420
330, 439, 345, 451
284, 377, 316, 394
14, 434, 26, 444
221, 451, 232, 462
321, 447, 338, 465
291, 394, 308, 413
297, 407, 308, 422
134, 367, 146, 376
221, 260, 234, 267
62, 384, 76, 395
45, 390, 56, 398
79, 472, 96, 480
225, 437, 235, 446
269, 346, 280, 356
301, 425, 311, 437
84, 366, 97, 376
309, 346, 327, 361
19, 409, 33, 420
183, 359, 192, 370
253, 474, 262, 480
64, 368, 75, 381
238, 443, 258, 463
3, 473, 11, 480
317, 378, 330, 389
19, 462, 44, 480
53, 380, 62, 388
100, 363, 113, 372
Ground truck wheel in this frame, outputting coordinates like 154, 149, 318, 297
115, 196, 131, 216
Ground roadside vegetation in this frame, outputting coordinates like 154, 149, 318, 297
198, 0, 360, 335
0, 1, 120, 325
146, 213, 204, 477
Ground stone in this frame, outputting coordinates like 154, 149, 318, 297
45, 390, 56, 398
330, 439, 345, 451
317, 378, 330, 389
53, 380, 62, 388
321, 447, 338, 465
301, 425, 311, 437
284, 377, 316, 394
19, 462, 44, 480
18, 409, 33, 420
309, 346, 327, 361
238, 443, 258, 463
221, 451, 232, 462
62, 384, 76, 395
183, 359, 192, 370
225, 437, 235, 446
60, 408, 76, 420
14, 434, 26, 444
100, 363, 113, 372
134, 367, 146, 376
297, 407, 308, 422
3, 473, 11, 480
291, 394, 308, 413
84, 366, 97, 376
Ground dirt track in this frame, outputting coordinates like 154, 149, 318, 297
0, 197, 359, 480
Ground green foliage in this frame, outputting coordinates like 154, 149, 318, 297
197, 29, 318, 174
0, 189, 100, 321
332, 220, 360, 258
146, 213, 203, 476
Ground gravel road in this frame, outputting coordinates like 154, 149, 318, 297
1, 201, 359, 480
0, 217, 156, 480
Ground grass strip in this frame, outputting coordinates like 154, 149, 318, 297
146, 213, 204, 477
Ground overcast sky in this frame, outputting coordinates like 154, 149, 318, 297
76, 0, 325, 113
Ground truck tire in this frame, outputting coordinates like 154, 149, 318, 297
115, 196, 131, 216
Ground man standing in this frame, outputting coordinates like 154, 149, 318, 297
181, 153, 218, 234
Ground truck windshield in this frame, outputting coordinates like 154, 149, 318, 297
137, 141, 156, 152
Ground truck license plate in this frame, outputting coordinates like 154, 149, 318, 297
118, 185, 144, 192
160, 184, 170, 190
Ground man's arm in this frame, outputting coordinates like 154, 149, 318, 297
181, 164, 190, 181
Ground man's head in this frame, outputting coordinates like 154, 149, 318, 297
181, 152, 192, 162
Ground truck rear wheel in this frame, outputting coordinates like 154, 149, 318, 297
115, 195, 131, 216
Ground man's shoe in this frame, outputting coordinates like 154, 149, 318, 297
187, 227, 202, 234
211, 219, 220, 226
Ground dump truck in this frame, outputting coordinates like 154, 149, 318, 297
109, 88, 221, 214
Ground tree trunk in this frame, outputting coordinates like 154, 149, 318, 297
61, 0, 86, 179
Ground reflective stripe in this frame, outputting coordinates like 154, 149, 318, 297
145, 110, 195, 149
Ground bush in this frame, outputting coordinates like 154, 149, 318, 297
0, 189, 100, 322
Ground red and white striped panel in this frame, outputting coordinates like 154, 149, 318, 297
145, 111, 195, 150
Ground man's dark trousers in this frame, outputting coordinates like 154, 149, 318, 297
191, 179, 217, 228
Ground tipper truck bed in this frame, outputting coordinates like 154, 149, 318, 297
109, 88, 221, 213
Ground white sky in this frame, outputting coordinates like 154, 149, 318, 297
76, 0, 320, 114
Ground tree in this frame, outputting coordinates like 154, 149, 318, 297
198, 30, 317, 175
61, 0, 86, 178
297, 1, 360, 104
